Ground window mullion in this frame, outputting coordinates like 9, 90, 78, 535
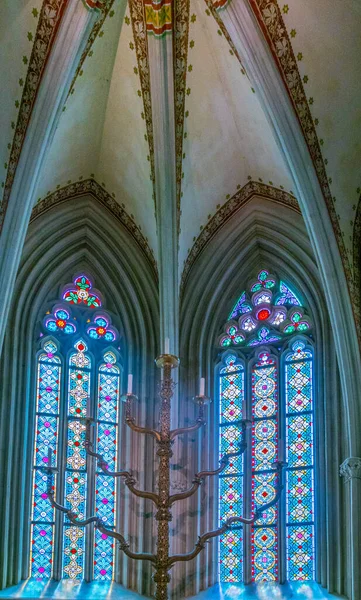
243, 360, 253, 584
84, 358, 97, 582
278, 351, 287, 584
53, 348, 68, 580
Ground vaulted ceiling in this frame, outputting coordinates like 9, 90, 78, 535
1, 0, 360, 302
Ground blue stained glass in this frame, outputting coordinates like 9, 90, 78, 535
285, 340, 314, 581
30, 341, 61, 579
287, 414, 313, 468
32, 469, 55, 523
287, 469, 314, 523
63, 341, 91, 579
287, 525, 314, 580
37, 360, 60, 414
276, 281, 302, 306
63, 525, 85, 579
220, 370, 244, 423
66, 419, 87, 471
219, 355, 245, 582
247, 327, 281, 347
219, 528, 243, 582
30, 523, 54, 578
98, 369, 119, 423
64, 471, 87, 520
96, 474, 115, 527
97, 423, 117, 466
285, 360, 313, 414
94, 351, 119, 581
34, 415, 58, 467
251, 354, 278, 582
94, 528, 115, 581
253, 526, 278, 581
228, 292, 246, 319
220, 475, 243, 522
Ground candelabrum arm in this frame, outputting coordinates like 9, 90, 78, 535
84, 437, 160, 506
123, 394, 161, 441
125, 416, 161, 442
46, 474, 100, 527
168, 461, 287, 567
169, 442, 246, 505
96, 522, 157, 564
170, 398, 207, 440
46, 468, 156, 564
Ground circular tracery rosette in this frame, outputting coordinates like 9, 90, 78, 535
86, 313, 118, 342
62, 274, 102, 309
43, 304, 77, 335
219, 321, 246, 347
281, 307, 312, 335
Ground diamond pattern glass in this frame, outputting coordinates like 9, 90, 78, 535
30, 341, 60, 577
251, 353, 278, 582
94, 352, 119, 581
219, 355, 244, 582
285, 341, 314, 581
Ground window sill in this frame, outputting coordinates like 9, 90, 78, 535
0, 579, 145, 599
190, 582, 345, 600
0, 580, 345, 600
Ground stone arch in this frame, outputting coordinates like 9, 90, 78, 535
178, 197, 346, 598
0, 195, 159, 595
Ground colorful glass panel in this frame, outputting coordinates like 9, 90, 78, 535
219, 355, 244, 582
220, 272, 312, 350
63, 275, 101, 308
285, 341, 314, 581
86, 315, 117, 342
251, 352, 278, 581
44, 306, 76, 335
276, 282, 302, 307
30, 341, 60, 578
229, 292, 246, 319
94, 351, 119, 581
63, 340, 90, 579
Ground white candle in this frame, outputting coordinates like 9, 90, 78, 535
164, 338, 170, 355
199, 377, 205, 397
127, 374, 133, 395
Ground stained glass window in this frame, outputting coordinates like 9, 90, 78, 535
218, 271, 315, 584
30, 340, 61, 577
219, 354, 245, 582
31, 274, 121, 582
285, 340, 314, 581
94, 351, 120, 581
251, 352, 278, 581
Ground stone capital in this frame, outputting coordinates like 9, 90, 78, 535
340, 457, 361, 483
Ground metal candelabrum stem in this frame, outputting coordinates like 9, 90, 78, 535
45, 353, 287, 599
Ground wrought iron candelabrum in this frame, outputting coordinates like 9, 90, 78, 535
46, 353, 286, 599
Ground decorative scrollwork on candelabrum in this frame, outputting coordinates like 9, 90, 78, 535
46, 353, 287, 600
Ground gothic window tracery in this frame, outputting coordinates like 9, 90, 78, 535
31, 275, 121, 581
218, 270, 315, 583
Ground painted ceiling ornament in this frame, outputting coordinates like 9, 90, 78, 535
43, 305, 76, 335
144, 0, 172, 36
218, 269, 312, 347
62, 275, 102, 308
86, 313, 118, 342
82, 0, 105, 9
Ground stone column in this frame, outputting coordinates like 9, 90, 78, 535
0, 2, 100, 354
340, 458, 361, 600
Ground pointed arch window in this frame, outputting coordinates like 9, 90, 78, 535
30, 275, 121, 581
218, 270, 315, 583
